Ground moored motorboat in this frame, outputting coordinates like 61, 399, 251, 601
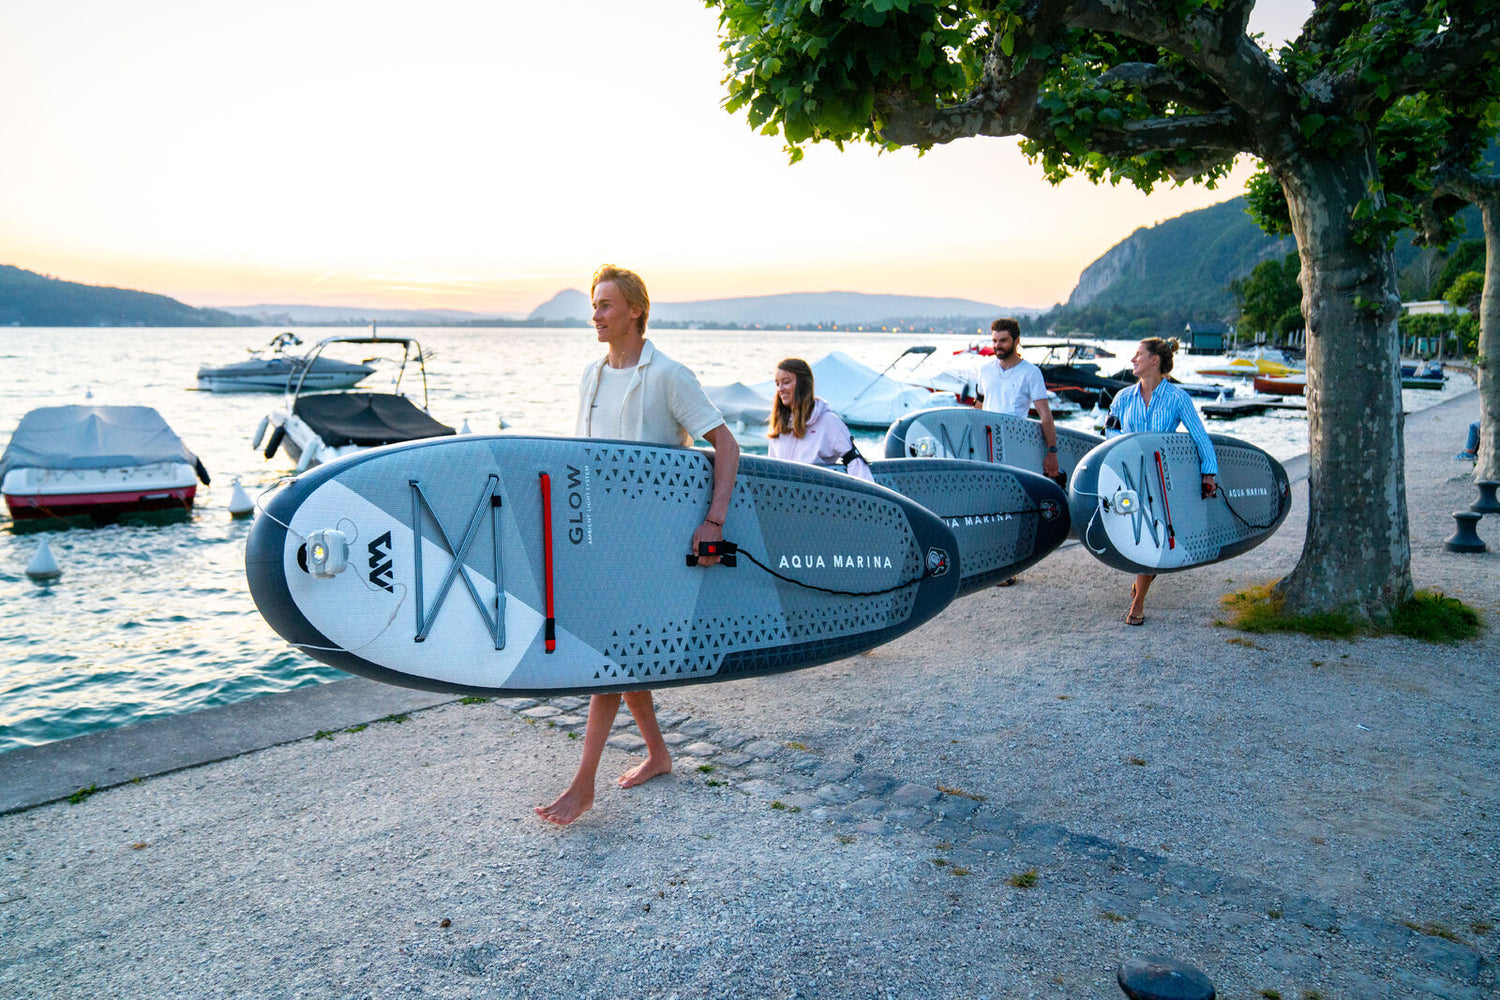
1032, 341, 1130, 407
1196, 357, 1304, 379
1, 405, 208, 524
1253, 373, 1307, 396
1033, 391, 1081, 417
198, 332, 375, 392
253, 334, 455, 471
1400, 359, 1446, 389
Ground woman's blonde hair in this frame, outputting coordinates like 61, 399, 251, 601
590, 264, 650, 335
768, 358, 815, 439
1140, 336, 1179, 375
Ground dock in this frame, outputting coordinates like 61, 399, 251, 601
1202, 395, 1307, 419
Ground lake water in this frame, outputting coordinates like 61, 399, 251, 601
0, 326, 1474, 753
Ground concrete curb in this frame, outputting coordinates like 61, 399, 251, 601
0, 677, 455, 815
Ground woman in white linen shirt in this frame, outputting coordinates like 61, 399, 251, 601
766, 358, 874, 481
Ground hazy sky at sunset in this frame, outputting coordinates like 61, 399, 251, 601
0, 1, 1312, 315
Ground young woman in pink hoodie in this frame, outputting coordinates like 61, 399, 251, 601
766, 358, 873, 482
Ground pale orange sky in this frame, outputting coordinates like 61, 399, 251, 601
0, 1, 1312, 316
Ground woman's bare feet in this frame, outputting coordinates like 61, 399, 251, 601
617, 753, 672, 789
534, 782, 595, 825
1125, 577, 1149, 626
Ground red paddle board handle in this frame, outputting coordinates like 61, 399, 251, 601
1154, 450, 1175, 549
986, 425, 994, 463
539, 472, 556, 652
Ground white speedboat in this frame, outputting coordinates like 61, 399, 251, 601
253, 334, 454, 471
1, 405, 208, 524
198, 332, 375, 392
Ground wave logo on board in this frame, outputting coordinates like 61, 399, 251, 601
367, 531, 394, 592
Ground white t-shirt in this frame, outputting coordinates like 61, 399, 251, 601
977, 358, 1047, 417
575, 339, 724, 447
587, 364, 634, 439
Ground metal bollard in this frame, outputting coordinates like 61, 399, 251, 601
1472, 480, 1500, 516
1117, 956, 1216, 1000
1444, 511, 1487, 553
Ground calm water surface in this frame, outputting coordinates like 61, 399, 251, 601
0, 326, 1474, 752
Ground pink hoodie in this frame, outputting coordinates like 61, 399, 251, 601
767, 399, 873, 481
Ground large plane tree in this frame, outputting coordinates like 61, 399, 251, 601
708, 0, 1500, 621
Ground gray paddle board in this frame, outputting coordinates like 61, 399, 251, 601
1068, 432, 1291, 574
245, 435, 960, 696
866, 459, 1070, 596
883, 407, 1102, 482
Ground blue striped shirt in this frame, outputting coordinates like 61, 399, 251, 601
1106, 380, 1218, 474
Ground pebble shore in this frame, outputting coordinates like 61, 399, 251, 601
1, 392, 1495, 999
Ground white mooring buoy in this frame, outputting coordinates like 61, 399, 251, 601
228, 477, 255, 519
26, 539, 62, 582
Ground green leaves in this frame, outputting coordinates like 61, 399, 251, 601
709, 0, 980, 157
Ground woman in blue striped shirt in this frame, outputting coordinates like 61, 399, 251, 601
1105, 338, 1218, 626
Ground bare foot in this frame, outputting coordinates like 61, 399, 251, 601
534, 783, 594, 825
617, 754, 672, 789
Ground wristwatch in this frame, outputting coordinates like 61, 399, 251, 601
1047, 445, 1058, 453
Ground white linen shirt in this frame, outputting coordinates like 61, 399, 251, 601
576, 339, 724, 447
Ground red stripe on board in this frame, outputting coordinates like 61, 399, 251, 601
538, 472, 556, 653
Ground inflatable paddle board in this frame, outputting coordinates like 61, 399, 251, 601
884, 407, 1102, 482
245, 435, 960, 697
1068, 432, 1291, 574
866, 459, 1070, 596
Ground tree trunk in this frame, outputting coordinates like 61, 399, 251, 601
1476, 199, 1500, 483
1275, 148, 1413, 621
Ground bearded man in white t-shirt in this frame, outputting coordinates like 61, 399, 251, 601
975, 317, 1061, 587
976, 317, 1061, 481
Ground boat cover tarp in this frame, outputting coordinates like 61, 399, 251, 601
293, 393, 455, 447
703, 381, 774, 426
712, 352, 957, 431
1, 405, 198, 478
796, 351, 956, 429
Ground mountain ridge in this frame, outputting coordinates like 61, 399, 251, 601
529, 288, 1036, 325
0, 264, 245, 327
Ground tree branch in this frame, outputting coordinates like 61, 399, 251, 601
1095, 62, 1228, 112
1432, 166, 1500, 205
1029, 108, 1244, 180
1382, 8, 1500, 98
1059, 0, 1296, 139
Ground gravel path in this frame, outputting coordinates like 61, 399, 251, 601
2, 392, 1495, 1000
